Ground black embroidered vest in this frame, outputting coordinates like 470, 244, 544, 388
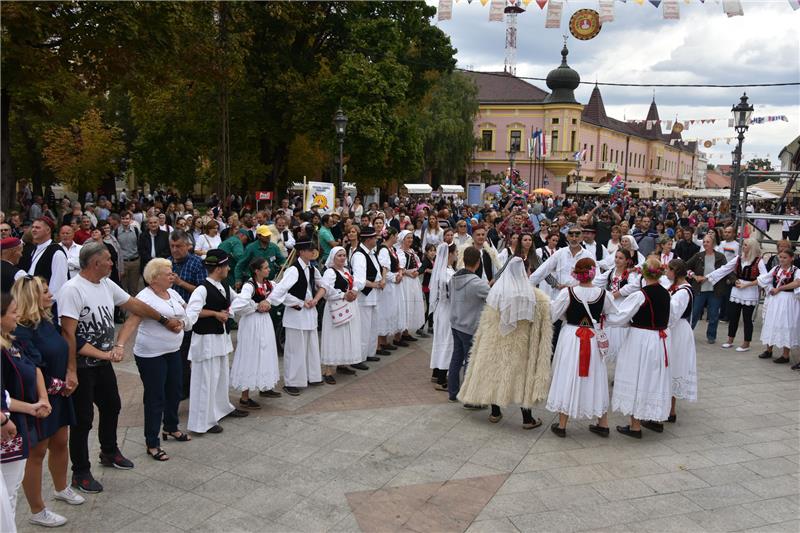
565, 288, 604, 327
287, 262, 314, 301
631, 284, 670, 329
193, 280, 231, 335
353, 247, 378, 296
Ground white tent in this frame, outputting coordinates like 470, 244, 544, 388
566, 182, 598, 195
747, 187, 779, 200
402, 183, 433, 195
592, 183, 611, 195
438, 184, 465, 196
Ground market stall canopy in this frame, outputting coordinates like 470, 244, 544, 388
439, 184, 464, 195
592, 183, 611, 195
532, 187, 554, 196
566, 182, 598, 195
750, 179, 799, 196
403, 183, 433, 195
747, 187, 779, 200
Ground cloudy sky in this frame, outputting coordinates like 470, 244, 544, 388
429, 0, 800, 167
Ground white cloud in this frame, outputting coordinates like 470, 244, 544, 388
430, 0, 800, 167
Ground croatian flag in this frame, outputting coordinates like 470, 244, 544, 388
573, 149, 587, 161
531, 129, 547, 159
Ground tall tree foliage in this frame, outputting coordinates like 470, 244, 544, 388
1, 1, 475, 210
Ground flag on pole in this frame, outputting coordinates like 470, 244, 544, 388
573, 149, 587, 161
545, 0, 562, 28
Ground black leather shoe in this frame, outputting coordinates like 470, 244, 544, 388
402, 335, 418, 342
667, 414, 677, 423
550, 423, 566, 438
323, 375, 336, 385
641, 420, 664, 433
337, 366, 357, 375
227, 409, 250, 418
282, 386, 301, 396
393, 340, 409, 347
773, 356, 790, 364
366, 356, 380, 362
588, 424, 609, 437
308, 381, 324, 387
758, 350, 773, 359
383, 344, 398, 351
207, 425, 223, 434
376, 349, 390, 356
616, 425, 642, 439
259, 390, 283, 398
351, 363, 369, 371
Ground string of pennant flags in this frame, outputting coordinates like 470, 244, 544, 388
626, 115, 789, 132
437, 0, 800, 24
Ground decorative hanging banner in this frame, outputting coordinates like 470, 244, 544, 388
438, 0, 453, 21
649, 0, 662, 7
722, 0, 743, 16
599, 0, 615, 23
480, 0, 489, 6
545, 0, 563, 28
749, 115, 789, 124
568, 8, 601, 38
536, 0, 547, 8
634, 0, 644, 4
489, 0, 505, 21
522, 0, 532, 5
304, 181, 336, 213
662, 0, 680, 18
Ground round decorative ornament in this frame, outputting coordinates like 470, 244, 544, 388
569, 9, 601, 41
672, 122, 684, 133
703, 140, 713, 148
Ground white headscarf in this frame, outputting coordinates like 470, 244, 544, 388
428, 242, 451, 313
486, 257, 536, 336
622, 234, 639, 251
396, 230, 411, 250
325, 246, 346, 269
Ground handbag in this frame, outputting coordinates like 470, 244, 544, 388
329, 299, 354, 327
577, 293, 610, 360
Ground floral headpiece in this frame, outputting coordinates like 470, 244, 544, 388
572, 266, 596, 283
642, 262, 665, 278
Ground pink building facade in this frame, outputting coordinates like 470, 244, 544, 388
464, 47, 699, 196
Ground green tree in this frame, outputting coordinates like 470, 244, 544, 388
418, 72, 479, 185
42, 108, 125, 193
746, 158, 773, 171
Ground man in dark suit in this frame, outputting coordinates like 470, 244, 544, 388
137, 215, 170, 273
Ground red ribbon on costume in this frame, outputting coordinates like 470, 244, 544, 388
658, 329, 669, 367
576, 326, 594, 377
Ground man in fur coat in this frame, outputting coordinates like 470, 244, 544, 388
458, 257, 552, 429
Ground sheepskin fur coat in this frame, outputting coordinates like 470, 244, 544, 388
457, 287, 553, 408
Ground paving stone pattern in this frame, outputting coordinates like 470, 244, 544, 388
14, 320, 799, 532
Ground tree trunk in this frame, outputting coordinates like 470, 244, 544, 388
1, 88, 16, 211
18, 118, 44, 198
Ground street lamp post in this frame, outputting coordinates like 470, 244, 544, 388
508, 148, 517, 171
728, 93, 753, 217
333, 108, 348, 205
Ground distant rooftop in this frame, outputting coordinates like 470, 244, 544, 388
460, 70, 548, 104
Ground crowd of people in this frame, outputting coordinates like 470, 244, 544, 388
1, 186, 799, 531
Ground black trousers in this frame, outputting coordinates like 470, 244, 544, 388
70, 364, 121, 475
179, 331, 193, 398
719, 284, 733, 321
727, 301, 755, 342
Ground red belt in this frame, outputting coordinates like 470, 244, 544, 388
631, 325, 669, 367
575, 326, 594, 377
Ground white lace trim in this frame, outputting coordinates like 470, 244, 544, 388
546, 400, 608, 420
730, 296, 758, 306
671, 376, 698, 401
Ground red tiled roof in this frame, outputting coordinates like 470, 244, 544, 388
460, 70, 549, 104
706, 171, 731, 189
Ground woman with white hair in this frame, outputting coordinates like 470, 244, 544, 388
428, 243, 457, 390
117, 258, 191, 461
704, 238, 767, 352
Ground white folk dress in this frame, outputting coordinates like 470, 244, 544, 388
593, 267, 641, 361
377, 246, 405, 337
230, 280, 280, 392
397, 248, 425, 332
320, 267, 363, 365
546, 286, 619, 420
758, 266, 800, 349
185, 278, 236, 432
608, 287, 672, 422
429, 266, 455, 371
668, 283, 697, 401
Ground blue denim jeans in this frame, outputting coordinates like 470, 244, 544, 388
448, 329, 474, 401
135, 350, 182, 448
691, 291, 721, 342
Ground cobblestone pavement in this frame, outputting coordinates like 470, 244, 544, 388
14, 319, 800, 533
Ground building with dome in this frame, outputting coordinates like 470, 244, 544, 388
462, 45, 702, 196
